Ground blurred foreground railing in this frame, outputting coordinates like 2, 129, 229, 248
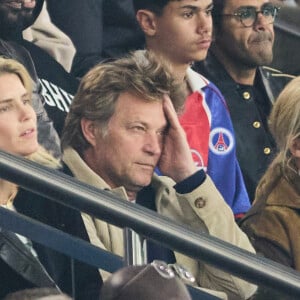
0, 150, 300, 298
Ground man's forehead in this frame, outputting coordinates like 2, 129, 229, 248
113, 94, 167, 128
224, 0, 270, 9
169, 0, 212, 8
174, 0, 209, 2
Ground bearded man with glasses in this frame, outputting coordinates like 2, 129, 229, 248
194, 0, 295, 203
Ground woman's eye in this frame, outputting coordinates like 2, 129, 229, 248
23, 99, 31, 105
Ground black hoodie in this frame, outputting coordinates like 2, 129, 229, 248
0, 0, 79, 135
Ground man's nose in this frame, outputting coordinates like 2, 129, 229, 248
196, 11, 212, 33
254, 11, 268, 29
143, 132, 162, 156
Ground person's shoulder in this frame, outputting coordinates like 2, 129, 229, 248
1, 39, 28, 54
275, 4, 300, 32
186, 67, 210, 88
0, 40, 36, 74
258, 66, 295, 102
189, 69, 227, 103
20, 39, 79, 90
260, 66, 296, 80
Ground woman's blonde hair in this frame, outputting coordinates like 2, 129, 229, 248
0, 56, 33, 99
0, 57, 61, 203
255, 76, 300, 201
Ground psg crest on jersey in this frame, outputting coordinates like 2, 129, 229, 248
209, 127, 234, 155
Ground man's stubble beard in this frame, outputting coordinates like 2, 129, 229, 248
0, 5, 34, 34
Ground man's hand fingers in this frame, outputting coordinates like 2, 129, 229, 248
163, 94, 181, 129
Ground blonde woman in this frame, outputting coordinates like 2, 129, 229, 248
0, 57, 102, 299
240, 76, 300, 270
0, 57, 60, 207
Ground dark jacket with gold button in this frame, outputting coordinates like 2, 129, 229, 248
193, 51, 294, 202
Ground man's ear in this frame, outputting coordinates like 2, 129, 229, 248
136, 10, 157, 36
290, 137, 300, 159
81, 118, 98, 147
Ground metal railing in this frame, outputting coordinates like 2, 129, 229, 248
0, 208, 219, 300
1, 150, 300, 297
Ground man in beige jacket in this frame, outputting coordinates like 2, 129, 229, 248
61, 50, 257, 300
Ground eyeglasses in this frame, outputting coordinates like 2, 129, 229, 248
221, 4, 280, 28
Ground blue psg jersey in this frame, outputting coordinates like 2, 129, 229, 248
180, 69, 251, 216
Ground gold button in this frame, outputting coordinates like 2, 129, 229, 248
243, 92, 251, 100
194, 197, 206, 208
264, 147, 271, 155
253, 121, 261, 129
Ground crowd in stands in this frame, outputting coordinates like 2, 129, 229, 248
0, 0, 299, 299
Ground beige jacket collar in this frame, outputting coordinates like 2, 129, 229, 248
63, 147, 128, 200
